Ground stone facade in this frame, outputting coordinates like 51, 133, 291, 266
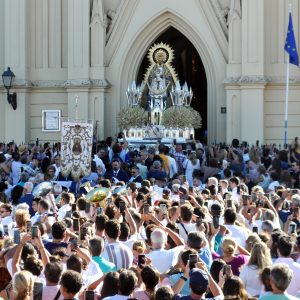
0, 0, 300, 144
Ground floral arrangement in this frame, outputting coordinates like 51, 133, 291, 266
161, 106, 202, 129
117, 106, 146, 129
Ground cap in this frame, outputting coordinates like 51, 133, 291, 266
18, 145, 27, 155
189, 268, 209, 289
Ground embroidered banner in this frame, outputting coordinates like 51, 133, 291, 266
60, 122, 93, 180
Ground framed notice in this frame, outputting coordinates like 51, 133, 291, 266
42, 110, 61, 132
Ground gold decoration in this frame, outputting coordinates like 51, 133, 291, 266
143, 43, 178, 87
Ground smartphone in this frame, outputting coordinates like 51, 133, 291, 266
3, 225, 8, 236
119, 201, 126, 213
13, 229, 21, 244
212, 216, 220, 229
31, 226, 38, 238
96, 207, 103, 215
146, 197, 152, 206
143, 204, 150, 214
242, 195, 249, 206
252, 226, 258, 233
223, 265, 232, 276
107, 197, 113, 206
160, 204, 167, 213
182, 175, 187, 182
85, 290, 95, 300
73, 218, 79, 232
189, 254, 198, 269
189, 186, 194, 193
80, 227, 88, 241
179, 197, 186, 206
227, 199, 233, 208
225, 193, 231, 201
291, 189, 298, 195
71, 203, 77, 212
138, 254, 146, 268
33, 281, 43, 300
70, 238, 78, 250
252, 193, 257, 202
85, 202, 91, 214
289, 223, 297, 234
26, 220, 31, 233
196, 217, 202, 227
294, 207, 299, 216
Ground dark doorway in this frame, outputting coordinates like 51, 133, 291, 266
136, 27, 207, 142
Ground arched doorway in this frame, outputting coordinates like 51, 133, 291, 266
136, 27, 207, 141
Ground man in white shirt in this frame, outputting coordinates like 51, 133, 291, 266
224, 208, 248, 248
43, 261, 63, 300
52, 155, 61, 178
58, 192, 71, 220
275, 235, 300, 297
103, 220, 133, 270
147, 228, 180, 274
178, 204, 197, 242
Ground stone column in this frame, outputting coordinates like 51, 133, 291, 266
67, 0, 90, 121
3, 0, 30, 144
239, 0, 265, 144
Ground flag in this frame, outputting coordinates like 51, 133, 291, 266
285, 12, 299, 66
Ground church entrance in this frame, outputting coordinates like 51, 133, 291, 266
136, 27, 207, 142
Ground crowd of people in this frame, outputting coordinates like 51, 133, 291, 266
0, 136, 299, 299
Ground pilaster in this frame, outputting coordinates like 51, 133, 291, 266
3, 0, 30, 143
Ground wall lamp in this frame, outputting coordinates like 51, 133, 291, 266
1, 67, 17, 110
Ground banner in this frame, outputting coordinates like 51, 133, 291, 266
60, 122, 93, 180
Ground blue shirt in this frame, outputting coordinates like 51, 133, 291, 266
198, 247, 213, 270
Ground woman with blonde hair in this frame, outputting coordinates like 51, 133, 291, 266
239, 242, 272, 297
132, 240, 146, 266
12, 270, 34, 300
15, 209, 30, 232
220, 237, 249, 276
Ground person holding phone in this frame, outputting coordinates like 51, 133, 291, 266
219, 238, 249, 276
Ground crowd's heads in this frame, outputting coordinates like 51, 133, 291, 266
60, 270, 83, 298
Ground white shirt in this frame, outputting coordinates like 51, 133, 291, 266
82, 259, 103, 286
147, 247, 180, 274
52, 164, 61, 178
268, 180, 279, 192
183, 159, 200, 186
168, 155, 178, 178
58, 204, 71, 220
178, 222, 197, 243
103, 241, 133, 270
225, 224, 249, 248
1, 215, 13, 226
42, 285, 63, 300
239, 264, 263, 297
275, 257, 300, 296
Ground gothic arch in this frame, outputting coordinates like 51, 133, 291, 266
118, 9, 225, 142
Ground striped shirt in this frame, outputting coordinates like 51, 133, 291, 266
103, 242, 133, 270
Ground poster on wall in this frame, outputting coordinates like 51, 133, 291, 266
60, 121, 93, 180
42, 110, 61, 132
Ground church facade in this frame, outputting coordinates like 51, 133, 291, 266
0, 0, 300, 145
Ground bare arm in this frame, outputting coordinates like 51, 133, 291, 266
12, 233, 32, 273
124, 205, 137, 236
